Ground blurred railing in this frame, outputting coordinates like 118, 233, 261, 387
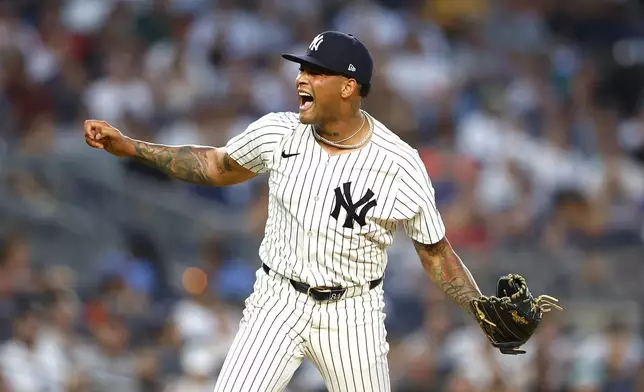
0, 145, 253, 273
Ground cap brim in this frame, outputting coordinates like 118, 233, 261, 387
281, 53, 338, 74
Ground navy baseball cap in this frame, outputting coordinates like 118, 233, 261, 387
282, 31, 373, 87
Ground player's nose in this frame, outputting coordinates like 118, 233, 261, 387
295, 71, 309, 86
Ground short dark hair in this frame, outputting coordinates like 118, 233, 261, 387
359, 83, 371, 98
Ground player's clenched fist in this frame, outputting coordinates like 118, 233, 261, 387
83, 120, 135, 157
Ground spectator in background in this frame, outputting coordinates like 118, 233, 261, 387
136, 348, 162, 392
37, 290, 84, 392
125, 230, 173, 301
92, 230, 169, 311
541, 189, 600, 250
21, 111, 56, 155
0, 231, 35, 295
28, 1, 74, 85
44, 56, 88, 127
164, 343, 218, 392
571, 252, 627, 300
0, 232, 32, 341
0, 263, 13, 343
530, 313, 574, 392
1, 47, 53, 143
83, 47, 153, 127
75, 316, 139, 392
389, 302, 454, 391
0, 296, 72, 392
591, 157, 644, 247
619, 100, 644, 165
150, 321, 183, 382
172, 261, 237, 377
442, 323, 536, 391
136, 0, 174, 47
201, 237, 255, 304
569, 319, 644, 392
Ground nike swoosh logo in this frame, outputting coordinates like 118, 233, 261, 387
281, 151, 300, 158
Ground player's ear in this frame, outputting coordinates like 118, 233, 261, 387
340, 78, 358, 99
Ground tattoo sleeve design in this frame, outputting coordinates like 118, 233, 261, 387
132, 142, 232, 185
413, 238, 482, 316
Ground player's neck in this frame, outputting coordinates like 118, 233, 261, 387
315, 109, 366, 143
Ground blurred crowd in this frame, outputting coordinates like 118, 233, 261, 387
2, 0, 644, 391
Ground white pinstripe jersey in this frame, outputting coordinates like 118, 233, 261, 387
226, 111, 446, 288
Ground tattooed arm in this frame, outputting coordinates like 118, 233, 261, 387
83, 119, 256, 186
131, 142, 256, 186
413, 237, 482, 317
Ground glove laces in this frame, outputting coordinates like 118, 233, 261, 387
533, 295, 563, 313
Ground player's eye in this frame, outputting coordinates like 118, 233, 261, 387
299, 66, 322, 76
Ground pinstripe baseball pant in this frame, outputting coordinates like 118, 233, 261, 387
213, 268, 390, 392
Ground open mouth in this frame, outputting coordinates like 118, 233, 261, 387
299, 92, 314, 111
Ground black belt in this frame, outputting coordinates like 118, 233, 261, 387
262, 263, 383, 301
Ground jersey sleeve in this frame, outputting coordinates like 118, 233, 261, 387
225, 112, 293, 174
396, 151, 446, 244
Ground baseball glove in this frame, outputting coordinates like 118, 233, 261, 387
470, 274, 562, 355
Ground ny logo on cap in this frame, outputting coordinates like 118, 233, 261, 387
309, 34, 324, 52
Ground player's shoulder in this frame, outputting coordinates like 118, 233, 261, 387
368, 113, 426, 173
248, 111, 300, 133
229, 112, 300, 150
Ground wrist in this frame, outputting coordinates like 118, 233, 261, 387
124, 137, 139, 158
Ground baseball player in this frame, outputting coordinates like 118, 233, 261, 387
84, 31, 559, 392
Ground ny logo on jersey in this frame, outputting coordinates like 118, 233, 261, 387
308, 34, 324, 51
331, 182, 377, 229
